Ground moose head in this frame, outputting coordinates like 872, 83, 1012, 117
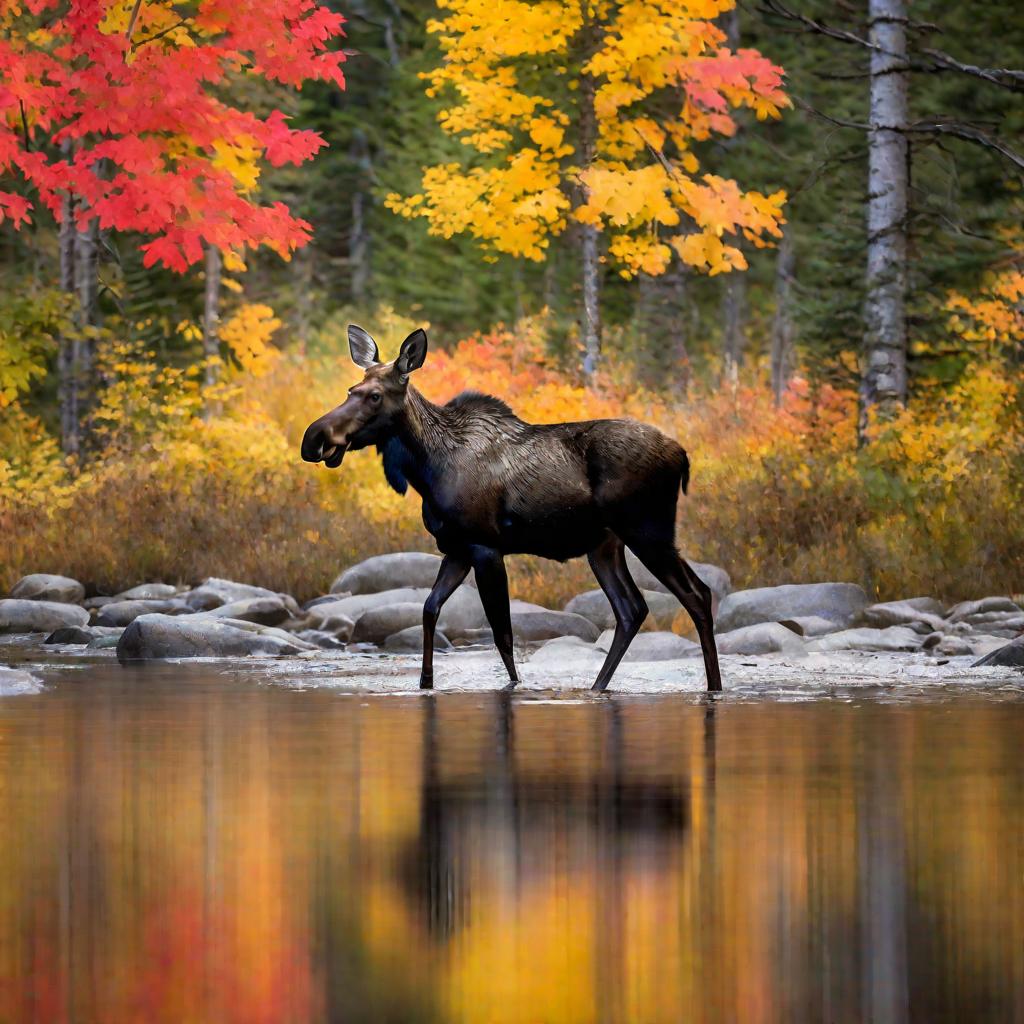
300, 325, 428, 468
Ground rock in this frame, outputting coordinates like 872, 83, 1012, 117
9, 573, 85, 604
117, 613, 313, 662
96, 599, 191, 627
564, 588, 680, 632
384, 626, 453, 653
806, 626, 923, 653
717, 622, 806, 656
0, 599, 89, 634
114, 582, 180, 601
351, 602, 425, 644
624, 553, 732, 604
596, 629, 700, 662
182, 577, 281, 611
952, 611, 1024, 637
306, 588, 430, 628
0, 666, 43, 695
933, 635, 974, 657
45, 625, 122, 645
199, 596, 290, 627
972, 636, 1024, 668
303, 594, 342, 611
84, 596, 119, 610
777, 616, 841, 637
511, 610, 600, 643
529, 636, 605, 666
331, 552, 458, 595
295, 630, 347, 650
948, 596, 1021, 622
453, 628, 494, 646
858, 598, 947, 632
313, 614, 356, 642
716, 583, 869, 634
86, 634, 122, 650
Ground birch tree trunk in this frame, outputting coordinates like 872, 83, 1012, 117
770, 233, 796, 406
203, 244, 222, 404
57, 182, 79, 455
861, 0, 909, 432
721, 271, 746, 386
577, 12, 601, 380
349, 129, 371, 305
73, 213, 99, 449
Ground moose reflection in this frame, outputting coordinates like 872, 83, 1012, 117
301, 325, 722, 692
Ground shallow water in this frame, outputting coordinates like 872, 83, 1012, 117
1, 659, 1023, 1023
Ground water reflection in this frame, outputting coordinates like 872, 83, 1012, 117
0, 668, 1022, 1022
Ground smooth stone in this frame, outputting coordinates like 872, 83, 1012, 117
303, 594, 344, 610
806, 626, 923, 653
295, 629, 347, 650
117, 614, 312, 662
0, 599, 89, 634
564, 589, 679, 632
717, 622, 806, 656
306, 588, 430, 627
858, 599, 947, 632
312, 614, 356, 642
624, 553, 731, 603
86, 634, 122, 650
948, 596, 1021, 621
351, 603, 424, 644
777, 616, 841, 637
332, 552, 466, 595
972, 636, 1024, 668
114, 583, 180, 601
45, 625, 122, 645
9, 573, 85, 604
953, 611, 1024, 637
716, 583, 869, 633
529, 636, 605, 666
84, 596, 119, 610
453, 627, 494, 646
96, 599, 191, 627
182, 578, 281, 611
595, 629, 700, 662
198, 596, 290, 627
0, 666, 44, 695
933, 635, 974, 657
384, 626, 453, 653
511, 611, 600, 643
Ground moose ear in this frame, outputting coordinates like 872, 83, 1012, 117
348, 324, 380, 369
395, 328, 428, 377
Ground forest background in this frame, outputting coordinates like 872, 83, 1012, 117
1, 0, 1021, 608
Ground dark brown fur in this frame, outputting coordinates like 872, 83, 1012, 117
301, 326, 721, 692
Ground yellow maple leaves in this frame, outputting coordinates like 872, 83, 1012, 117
391, 0, 791, 280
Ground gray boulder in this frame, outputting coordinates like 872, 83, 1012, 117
9, 573, 85, 604
948, 596, 1021, 621
0, 599, 89, 634
858, 598, 946, 632
306, 588, 430, 627
331, 552, 459, 595
972, 636, 1024, 669
564, 588, 680, 631
384, 625, 453, 653
596, 629, 700, 662
806, 626, 923, 653
352, 602, 424, 644
624, 553, 731, 604
777, 616, 842, 637
96, 599, 191, 627
951, 610, 1024, 638
117, 613, 313, 662
84, 596, 119, 610
198, 596, 290, 627
0, 666, 43, 695
511, 610, 599, 643
182, 577, 282, 611
114, 582, 180, 601
45, 625, 122, 645
932, 635, 974, 657
716, 583, 869, 634
313, 614, 356, 641
87, 634, 122, 650
295, 629, 347, 650
529, 635, 605, 666
717, 622, 806, 656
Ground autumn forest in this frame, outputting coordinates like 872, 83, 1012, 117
1, 0, 1022, 602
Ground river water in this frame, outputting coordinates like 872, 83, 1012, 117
1, 659, 1022, 1023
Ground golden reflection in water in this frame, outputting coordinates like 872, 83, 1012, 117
0, 670, 1022, 1023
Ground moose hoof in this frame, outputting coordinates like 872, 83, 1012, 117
419, 673, 434, 690
501, 678, 519, 693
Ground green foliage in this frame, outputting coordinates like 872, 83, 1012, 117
0, 289, 69, 406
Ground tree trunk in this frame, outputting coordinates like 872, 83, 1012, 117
203, 244, 222, 402
58, 183, 79, 455
721, 271, 746, 385
73, 212, 99, 449
349, 129, 371, 305
635, 266, 690, 391
577, 13, 601, 380
770, 233, 796, 405
861, 0, 909, 433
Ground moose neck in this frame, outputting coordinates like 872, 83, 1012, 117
389, 386, 455, 495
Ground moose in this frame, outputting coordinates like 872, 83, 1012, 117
301, 326, 722, 693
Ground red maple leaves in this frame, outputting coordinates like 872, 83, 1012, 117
0, 0, 346, 270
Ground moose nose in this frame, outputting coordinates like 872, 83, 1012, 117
301, 424, 327, 463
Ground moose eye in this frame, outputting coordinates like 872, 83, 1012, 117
369, 392, 382, 405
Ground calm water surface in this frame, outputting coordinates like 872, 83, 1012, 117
1, 662, 1022, 1023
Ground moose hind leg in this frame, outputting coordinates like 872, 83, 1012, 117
471, 546, 519, 690
627, 542, 723, 693
588, 533, 648, 693
421, 553, 472, 689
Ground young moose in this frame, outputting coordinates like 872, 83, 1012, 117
301, 326, 722, 692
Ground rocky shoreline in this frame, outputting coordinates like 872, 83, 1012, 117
1, 553, 1022, 682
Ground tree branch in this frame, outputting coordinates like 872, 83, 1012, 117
918, 48, 1024, 94
905, 121, 1024, 172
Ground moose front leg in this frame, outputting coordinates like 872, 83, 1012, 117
420, 552, 472, 689
471, 546, 519, 690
